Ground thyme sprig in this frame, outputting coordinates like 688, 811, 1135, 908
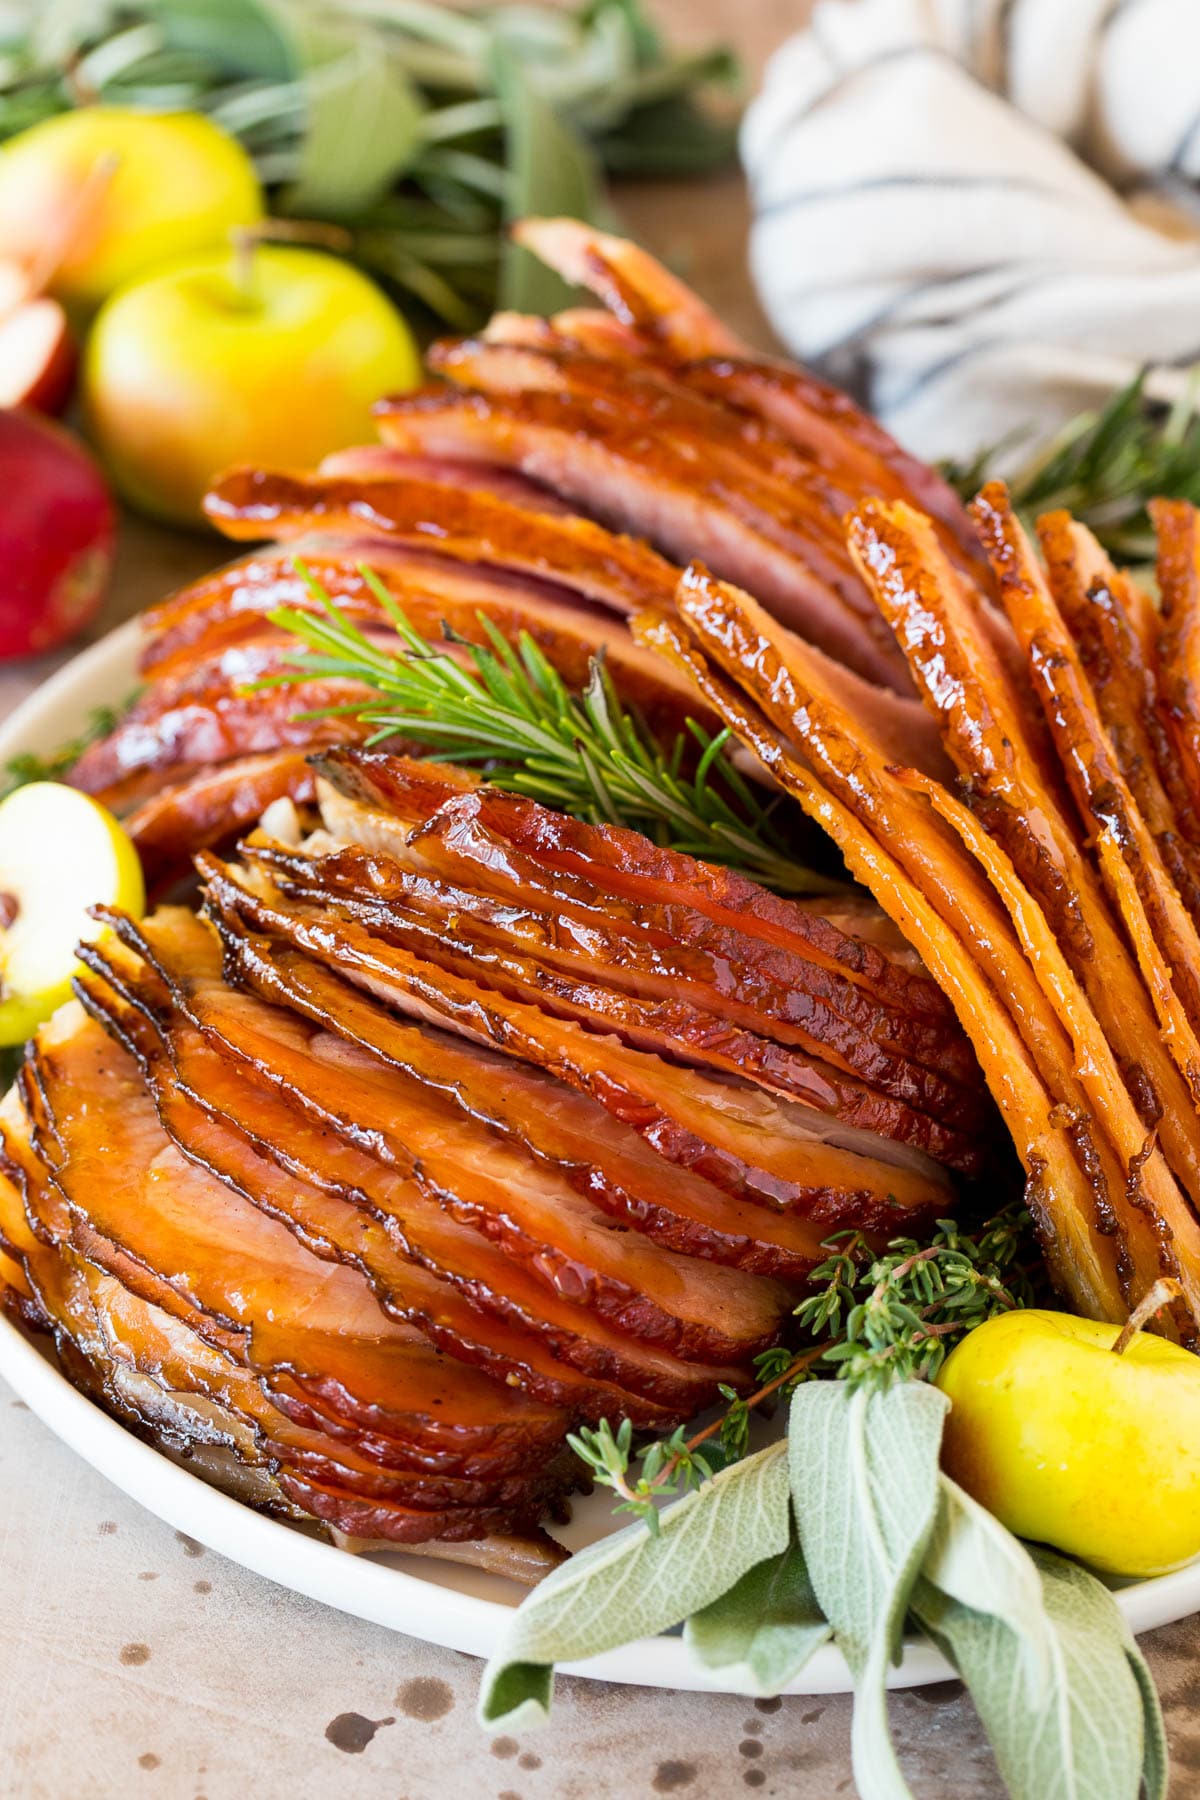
264, 562, 840, 895
568, 1345, 824, 1535
944, 368, 1200, 564
571, 1203, 1035, 1529
0, 698, 133, 800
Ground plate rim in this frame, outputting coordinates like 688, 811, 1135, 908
2, 615, 1198, 1695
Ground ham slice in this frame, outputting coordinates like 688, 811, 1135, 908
133, 544, 707, 745
70, 633, 377, 807
19, 1006, 584, 1534
1153, 499, 1200, 828
80, 944, 678, 1431
198, 856, 954, 1225
510, 217, 978, 568
313, 750, 965, 1048
976, 487, 1200, 1074
849, 494, 1200, 1214
204, 467, 680, 619
672, 566, 1188, 1322
638, 604, 1129, 1326
510, 218, 742, 359
239, 835, 988, 1169
124, 751, 318, 888
1036, 510, 1200, 926
207, 923, 894, 1268
319, 444, 570, 513
101, 907, 780, 1393
372, 389, 910, 690
427, 339, 870, 605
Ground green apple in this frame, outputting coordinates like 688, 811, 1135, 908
0, 107, 262, 314
0, 782, 145, 1045
938, 1307, 1200, 1576
83, 244, 422, 526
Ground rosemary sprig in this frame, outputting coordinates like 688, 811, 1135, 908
570, 1201, 1035, 1529
265, 562, 840, 895
944, 368, 1200, 564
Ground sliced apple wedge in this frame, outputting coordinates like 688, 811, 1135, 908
0, 782, 145, 1045
0, 297, 76, 413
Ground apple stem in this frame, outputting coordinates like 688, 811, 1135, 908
228, 218, 355, 307
1111, 1278, 1185, 1354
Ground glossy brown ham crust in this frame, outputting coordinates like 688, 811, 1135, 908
850, 495, 1200, 1215
79, 941, 674, 1431
315, 750, 966, 1040
638, 603, 1130, 1326
209, 922, 886, 1269
70, 634, 376, 806
107, 907, 778, 1394
509, 218, 979, 567
427, 340, 870, 603
200, 854, 953, 1228
205, 467, 681, 618
124, 751, 318, 888
140, 546, 709, 742
980, 489, 1200, 1081
373, 388, 910, 690
1154, 499, 1200, 830
1036, 511, 1200, 927
510, 218, 742, 359
16, 1007, 581, 1533
239, 834, 987, 1169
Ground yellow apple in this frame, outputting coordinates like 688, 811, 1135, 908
82, 244, 421, 526
0, 782, 145, 1045
0, 107, 262, 314
937, 1307, 1200, 1577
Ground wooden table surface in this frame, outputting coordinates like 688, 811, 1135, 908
4, 4, 1200, 1796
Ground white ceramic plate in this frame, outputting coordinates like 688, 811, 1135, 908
2, 619, 1198, 1696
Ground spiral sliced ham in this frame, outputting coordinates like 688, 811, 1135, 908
3, 216, 1048, 1560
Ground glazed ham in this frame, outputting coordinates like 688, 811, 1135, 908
1, 217, 1041, 1562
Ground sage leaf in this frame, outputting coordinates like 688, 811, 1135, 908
479, 1440, 790, 1730
1124, 1630, 1169, 1800
156, 0, 290, 80
788, 1381, 949, 1800
913, 1546, 1164, 1800
489, 36, 606, 315
920, 1475, 1052, 1694
266, 5, 425, 214
684, 1535, 831, 1696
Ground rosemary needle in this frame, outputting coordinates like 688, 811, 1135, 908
263, 560, 842, 897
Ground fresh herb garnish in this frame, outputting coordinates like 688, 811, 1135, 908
0, 0, 738, 326
795, 1205, 1035, 1389
944, 368, 1200, 564
570, 1202, 1034, 1530
264, 563, 840, 894
483, 1383, 1167, 1800
0, 699, 131, 799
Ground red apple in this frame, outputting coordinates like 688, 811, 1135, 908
0, 299, 76, 413
0, 410, 115, 661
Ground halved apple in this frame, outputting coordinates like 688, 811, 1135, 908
0, 297, 76, 413
0, 782, 144, 1045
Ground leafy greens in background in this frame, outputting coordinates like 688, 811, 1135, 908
945, 369, 1200, 567
0, 0, 739, 326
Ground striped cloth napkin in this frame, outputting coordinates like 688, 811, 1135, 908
743, 0, 1200, 465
